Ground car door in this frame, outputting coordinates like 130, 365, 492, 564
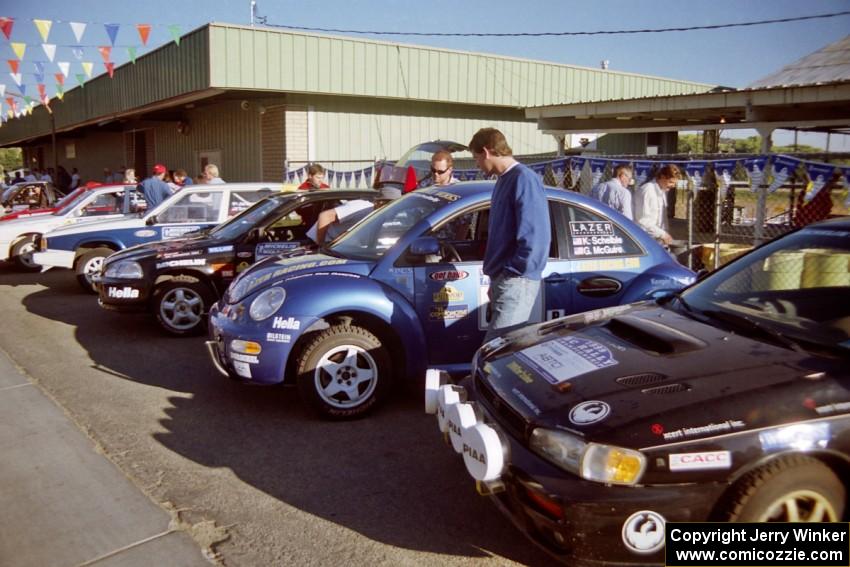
559, 202, 648, 313
154, 189, 225, 239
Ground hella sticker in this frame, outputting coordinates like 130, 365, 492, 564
272, 316, 301, 330
107, 286, 140, 299
428, 270, 469, 282
668, 451, 731, 472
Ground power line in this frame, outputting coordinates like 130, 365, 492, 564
263, 10, 850, 38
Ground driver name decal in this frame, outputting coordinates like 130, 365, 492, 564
569, 221, 625, 256
516, 337, 618, 386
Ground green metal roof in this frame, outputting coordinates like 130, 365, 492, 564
0, 22, 714, 146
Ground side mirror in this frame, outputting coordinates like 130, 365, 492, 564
651, 289, 677, 304
409, 236, 440, 256
145, 215, 157, 226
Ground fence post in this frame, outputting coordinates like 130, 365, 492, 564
714, 174, 722, 270
753, 127, 774, 246
687, 188, 694, 270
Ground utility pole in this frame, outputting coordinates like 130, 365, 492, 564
250, 1, 256, 26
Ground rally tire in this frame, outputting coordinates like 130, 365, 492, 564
296, 324, 391, 420
11, 235, 40, 272
75, 247, 114, 293
725, 455, 844, 522
153, 279, 215, 336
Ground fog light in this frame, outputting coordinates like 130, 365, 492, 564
230, 340, 261, 355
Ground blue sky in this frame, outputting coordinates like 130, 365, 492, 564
2, 0, 849, 148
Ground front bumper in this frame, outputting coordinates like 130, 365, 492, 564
424, 371, 725, 566
207, 302, 313, 385
33, 248, 75, 269
97, 277, 151, 311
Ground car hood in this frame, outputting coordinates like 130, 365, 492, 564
1, 207, 55, 221
106, 233, 214, 264
477, 302, 846, 449
228, 252, 374, 303
0, 212, 68, 237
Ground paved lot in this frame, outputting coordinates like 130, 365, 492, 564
0, 265, 550, 566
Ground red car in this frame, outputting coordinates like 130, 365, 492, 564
0, 182, 104, 221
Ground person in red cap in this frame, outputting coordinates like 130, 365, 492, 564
138, 164, 174, 209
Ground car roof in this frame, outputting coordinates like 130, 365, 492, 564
808, 217, 850, 231
416, 180, 617, 210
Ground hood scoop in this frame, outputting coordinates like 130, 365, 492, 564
616, 373, 668, 387
641, 383, 691, 395
606, 315, 706, 355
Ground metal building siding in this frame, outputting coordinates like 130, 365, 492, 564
207, 24, 710, 107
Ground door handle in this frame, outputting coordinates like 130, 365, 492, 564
577, 277, 622, 297
545, 273, 568, 283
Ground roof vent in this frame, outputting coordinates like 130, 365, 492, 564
641, 383, 691, 395
616, 373, 667, 387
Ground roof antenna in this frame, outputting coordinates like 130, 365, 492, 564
250, 1, 267, 26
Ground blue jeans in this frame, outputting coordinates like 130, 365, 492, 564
483, 273, 542, 343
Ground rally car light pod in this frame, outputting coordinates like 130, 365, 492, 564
249, 286, 286, 321
230, 340, 262, 355
104, 260, 143, 279
424, 368, 451, 414
436, 384, 465, 433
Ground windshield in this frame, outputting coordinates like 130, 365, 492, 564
679, 227, 850, 351
52, 188, 87, 214
208, 196, 286, 241
328, 192, 445, 260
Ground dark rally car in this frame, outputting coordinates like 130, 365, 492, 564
97, 189, 378, 335
427, 217, 850, 566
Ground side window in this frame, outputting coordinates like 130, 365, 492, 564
554, 201, 643, 259
81, 193, 121, 217
158, 192, 223, 223
229, 190, 272, 216
422, 206, 490, 263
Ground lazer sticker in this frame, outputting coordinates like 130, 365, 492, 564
668, 451, 731, 471
429, 270, 469, 282
516, 337, 618, 386
433, 285, 464, 303
134, 229, 157, 238
568, 400, 610, 425
569, 221, 615, 237
162, 225, 202, 239
621, 510, 665, 555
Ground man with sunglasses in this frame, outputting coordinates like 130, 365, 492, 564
429, 150, 458, 187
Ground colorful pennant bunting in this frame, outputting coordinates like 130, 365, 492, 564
55, 84, 63, 100
54, 72, 64, 85
33, 19, 52, 42
98, 46, 112, 63
7, 60, 18, 74
803, 161, 836, 202
9, 72, 21, 86
0, 17, 13, 40
81, 61, 93, 77
104, 62, 115, 78
37, 83, 46, 98
70, 21, 86, 43
768, 155, 800, 193
75, 73, 85, 87
105, 23, 120, 46
42, 43, 56, 62
11, 42, 26, 60
0, 84, 4, 98
127, 46, 137, 64
72, 48, 84, 61
167, 24, 181, 45
58, 61, 70, 78
136, 24, 151, 46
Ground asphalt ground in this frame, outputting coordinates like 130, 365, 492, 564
0, 263, 551, 567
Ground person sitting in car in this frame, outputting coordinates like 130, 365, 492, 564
308, 186, 401, 244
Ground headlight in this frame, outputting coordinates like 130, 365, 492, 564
249, 286, 286, 321
104, 260, 143, 279
530, 428, 646, 486
228, 276, 250, 304
39, 236, 48, 251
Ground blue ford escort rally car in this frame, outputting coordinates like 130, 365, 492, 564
207, 181, 695, 419
33, 183, 284, 291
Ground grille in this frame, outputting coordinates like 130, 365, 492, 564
475, 370, 529, 440
641, 383, 691, 395
616, 373, 668, 387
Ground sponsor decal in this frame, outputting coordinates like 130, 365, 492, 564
462, 442, 485, 464
156, 258, 206, 269
511, 387, 541, 415
134, 229, 157, 238
569, 400, 610, 425
506, 361, 533, 384
575, 257, 640, 271
208, 245, 234, 254
650, 423, 664, 436
232, 360, 252, 379
269, 259, 347, 279
158, 249, 203, 259
230, 352, 259, 364
546, 309, 565, 320
389, 267, 413, 274
221, 270, 234, 278
669, 451, 731, 471
237, 251, 253, 258
428, 270, 469, 282
814, 401, 850, 415
432, 285, 464, 303
516, 337, 618, 386
266, 332, 292, 343
569, 221, 615, 237
162, 226, 202, 239
107, 286, 140, 299
435, 191, 460, 202
256, 242, 301, 259
479, 274, 490, 286
570, 222, 625, 256
412, 193, 441, 203
429, 304, 468, 321
236, 261, 251, 272
650, 277, 674, 287
583, 304, 632, 324
272, 316, 301, 330
621, 511, 665, 555
759, 422, 830, 452
662, 419, 745, 441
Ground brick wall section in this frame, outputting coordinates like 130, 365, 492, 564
284, 105, 309, 164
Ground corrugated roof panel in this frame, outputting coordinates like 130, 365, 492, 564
749, 35, 850, 88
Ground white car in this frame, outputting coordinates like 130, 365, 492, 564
0, 184, 140, 271
34, 183, 289, 291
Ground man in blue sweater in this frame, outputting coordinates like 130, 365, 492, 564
469, 128, 551, 342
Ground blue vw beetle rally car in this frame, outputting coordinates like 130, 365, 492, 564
207, 181, 695, 419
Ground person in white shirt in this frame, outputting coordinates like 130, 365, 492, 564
634, 164, 681, 246
203, 163, 225, 184
429, 150, 459, 187
70, 168, 81, 190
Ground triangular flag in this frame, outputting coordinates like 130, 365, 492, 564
10, 73, 21, 86
6, 97, 15, 111
42, 43, 56, 62
55, 84, 64, 100
76, 73, 86, 87
42, 98, 52, 114
127, 46, 137, 64
23, 95, 32, 106
11, 43, 26, 60
104, 23, 120, 46
33, 19, 52, 42
98, 46, 112, 63
136, 24, 151, 46
7, 60, 18, 74
104, 62, 115, 78
72, 48, 84, 61
37, 84, 46, 98
167, 24, 181, 45
0, 17, 13, 40
70, 21, 86, 43
82, 62, 93, 78
19, 84, 26, 96
0, 84, 4, 98
34, 70, 44, 84
54, 72, 64, 85
58, 61, 70, 78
